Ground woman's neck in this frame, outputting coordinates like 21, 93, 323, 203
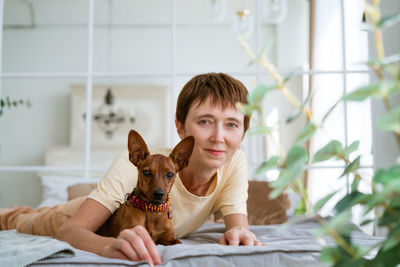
178, 166, 217, 197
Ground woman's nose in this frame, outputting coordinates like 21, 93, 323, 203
210, 125, 225, 143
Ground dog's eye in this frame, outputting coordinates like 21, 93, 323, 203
142, 170, 152, 177
166, 172, 174, 179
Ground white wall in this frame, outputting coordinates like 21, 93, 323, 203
0, 0, 309, 208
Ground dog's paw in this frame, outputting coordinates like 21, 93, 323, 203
161, 239, 181, 246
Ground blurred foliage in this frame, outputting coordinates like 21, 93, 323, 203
0, 96, 32, 117
237, 1, 400, 266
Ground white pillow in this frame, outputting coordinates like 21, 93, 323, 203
38, 175, 100, 208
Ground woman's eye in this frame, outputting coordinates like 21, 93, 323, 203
227, 122, 239, 128
199, 120, 211, 125
166, 172, 174, 179
142, 170, 152, 177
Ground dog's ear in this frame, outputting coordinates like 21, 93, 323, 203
128, 130, 150, 166
169, 136, 195, 171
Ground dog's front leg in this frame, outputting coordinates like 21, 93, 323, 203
156, 220, 181, 246
157, 234, 181, 246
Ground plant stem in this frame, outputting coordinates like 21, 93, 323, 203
237, 36, 312, 120
371, 6, 400, 149
374, 30, 385, 60
314, 216, 356, 257
327, 228, 358, 257
383, 201, 400, 219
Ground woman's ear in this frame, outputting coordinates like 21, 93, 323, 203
175, 119, 185, 139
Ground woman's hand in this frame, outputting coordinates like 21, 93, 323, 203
219, 213, 265, 246
219, 227, 264, 246
100, 225, 162, 265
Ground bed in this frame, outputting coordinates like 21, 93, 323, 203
1, 86, 382, 267
1, 217, 383, 267
1, 179, 383, 267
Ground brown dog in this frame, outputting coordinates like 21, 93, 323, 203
98, 130, 194, 245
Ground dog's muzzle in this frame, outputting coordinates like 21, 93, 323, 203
153, 190, 165, 201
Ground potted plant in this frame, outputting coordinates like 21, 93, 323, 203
237, 1, 400, 266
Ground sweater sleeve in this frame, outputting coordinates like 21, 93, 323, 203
216, 149, 249, 217
87, 149, 137, 213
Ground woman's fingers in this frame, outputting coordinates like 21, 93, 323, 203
116, 226, 161, 265
100, 240, 136, 261
117, 232, 143, 262
112, 240, 138, 261
218, 235, 228, 245
220, 228, 265, 246
241, 235, 254, 246
133, 226, 162, 265
219, 228, 240, 246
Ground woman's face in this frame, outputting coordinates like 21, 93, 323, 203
175, 97, 245, 171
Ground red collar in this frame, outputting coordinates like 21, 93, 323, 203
125, 190, 170, 213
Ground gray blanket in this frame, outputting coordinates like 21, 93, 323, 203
3, 219, 384, 267
0, 230, 74, 267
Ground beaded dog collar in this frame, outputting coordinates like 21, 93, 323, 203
125, 189, 170, 213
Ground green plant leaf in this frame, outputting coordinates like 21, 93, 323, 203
286, 89, 314, 124
295, 122, 318, 144
382, 228, 400, 252
360, 218, 375, 226
373, 164, 400, 185
340, 156, 361, 177
344, 141, 360, 159
320, 247, 341, 264
255, 156, 279, 175
377, 106, 400, 133
313, 140, 344, 163
237, 103, 257, 116
343, 80, 400, 101
247, 125, 273, 136
351, 175, 361, 192
285, 145, 309, 168
270, 146, 308, 198
364, 178, 400, 213
378, 13, 400, 30
247, 84, 277, 106
286, 109, 302, 124
367, 54, 400, 74
321, 98, 341, 125
283, 72, 294, 84
386, 79, 400, 97
378, 206, 400, 227
334, 191, 364, 213
257, 38, 274, 61
294, 195, 307, 215
313, 191, 338, 213
269, 167, 301, 199
320, 210, 355, 236
343, 83, 381, 101
368, 243, 400, 266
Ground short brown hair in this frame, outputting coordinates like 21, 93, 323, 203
176, 72, 250, 133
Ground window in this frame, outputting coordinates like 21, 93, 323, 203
1, 0, 393, 236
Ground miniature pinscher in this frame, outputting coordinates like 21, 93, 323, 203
99, 129, 194, 245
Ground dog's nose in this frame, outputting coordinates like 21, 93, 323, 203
153, 190, 164, 200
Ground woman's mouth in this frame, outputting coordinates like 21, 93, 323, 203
206, 149, 224, 157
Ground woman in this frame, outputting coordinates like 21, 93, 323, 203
2, 73, 262, 265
